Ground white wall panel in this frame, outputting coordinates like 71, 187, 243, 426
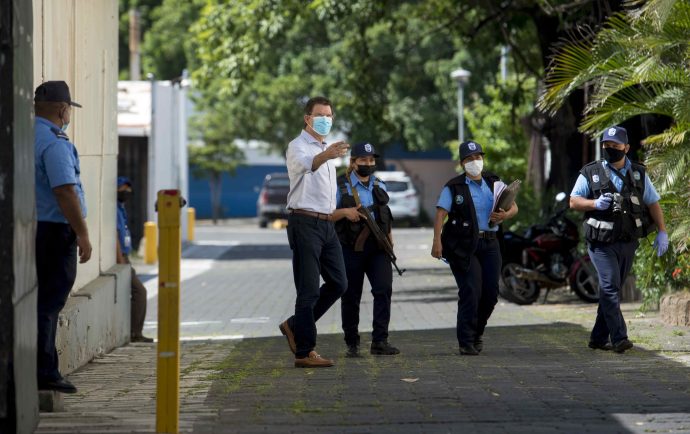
34, 0, 118, 289
100, 154, 117, 270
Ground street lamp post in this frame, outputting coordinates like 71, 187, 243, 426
450, 68, 471, 143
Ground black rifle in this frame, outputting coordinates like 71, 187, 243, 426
357, 206, 406, 276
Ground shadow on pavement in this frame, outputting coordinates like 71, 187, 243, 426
181, 244, 293, 261
193, 323, 690, 434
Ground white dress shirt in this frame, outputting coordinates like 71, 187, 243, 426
286, 130, 337, 214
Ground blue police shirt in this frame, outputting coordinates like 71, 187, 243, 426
336, 172, 387, 219
34, 117, 87, 223
116, 202, 132, 255
436, 177, 497, 232
570, 158, 660, 205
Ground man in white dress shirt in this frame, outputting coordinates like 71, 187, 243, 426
278, 96, 360, 368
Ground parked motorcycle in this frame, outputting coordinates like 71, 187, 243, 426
499, 192, 600, 305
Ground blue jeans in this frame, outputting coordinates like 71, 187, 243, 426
36, 222, 77, 382
341, 237, 393, 346
449, 239, 501, 347
286, 214, 347, 358
588, 240, 638, 345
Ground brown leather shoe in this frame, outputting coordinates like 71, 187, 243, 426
279, 320, 296, 354
294, 351, 334, 368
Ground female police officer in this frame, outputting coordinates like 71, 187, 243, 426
332, 142, 400, 358
431, 141, 518, 355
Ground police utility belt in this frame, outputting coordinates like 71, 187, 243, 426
477, 231, 497, 240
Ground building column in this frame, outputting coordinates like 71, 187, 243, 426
0, 0, 39, 432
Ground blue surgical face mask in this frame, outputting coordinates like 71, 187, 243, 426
311, 116, 332, 136
61, 121, 70, 132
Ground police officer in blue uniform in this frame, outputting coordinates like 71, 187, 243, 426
332, 143, 400, 357
431, 141, 518, 355
34, 81, 92, 393
116, 177, 153, 343
570, 126, 668, 353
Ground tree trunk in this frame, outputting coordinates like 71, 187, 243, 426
530, 1, 624, 194
209, 171, 223, 224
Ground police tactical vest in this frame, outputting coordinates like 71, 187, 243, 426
580, 160, 654, 244
441, 172, 500, 271
335, 174, 392, 247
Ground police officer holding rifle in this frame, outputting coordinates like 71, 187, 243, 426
332, 142, 401, 358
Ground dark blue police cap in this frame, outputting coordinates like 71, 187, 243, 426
117, 176, 132, 188
601, 126, 628, 145
34, 81, 82, 107
351, 142, 379, 158
459, 140, 485, 161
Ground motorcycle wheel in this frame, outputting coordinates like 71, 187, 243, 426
500, 262, 540, 305
570, 257, 600, 303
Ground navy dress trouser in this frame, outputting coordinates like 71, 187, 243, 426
588, 240, 638, 345
449, 238, 501, 347
340, 238, 393, 346
286, 214, 348, 358
36, 222, 77, 382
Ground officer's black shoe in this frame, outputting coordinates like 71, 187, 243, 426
370, 341, 400, 356
474, 337, 484, 353
38, 378, 77, 394
345, 344, 361, 358
588, 341, 613, 351
131, 334, 154, 343
613, 339, 634, 353
459, 344, 479, 356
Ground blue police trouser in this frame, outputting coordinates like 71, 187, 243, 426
286, 214, 348, 358
36, 222, 77, 382
449, 238, 501, 347
341, 237, 393, 346
588, 240, 638, 345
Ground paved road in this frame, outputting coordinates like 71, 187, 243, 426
35, 220, 690, 433
140, 221, 527, 342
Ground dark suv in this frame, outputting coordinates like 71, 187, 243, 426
256, 172, 290, 228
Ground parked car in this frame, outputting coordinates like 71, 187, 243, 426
256, 172, 290, 228
374, 170, 420, 225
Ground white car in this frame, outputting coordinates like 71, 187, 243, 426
374, 171, 420, 225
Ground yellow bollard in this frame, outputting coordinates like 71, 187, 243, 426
144, 221, 157, 264
156, 190, 182, 434
187, 207, 195, 242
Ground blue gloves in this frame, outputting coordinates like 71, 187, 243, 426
594, 194, 612, 211
653, 230, 669, 257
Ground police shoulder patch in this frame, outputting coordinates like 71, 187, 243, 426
633, 171, 641, 181
592, 174, 600, 183
50, 126, 70, 141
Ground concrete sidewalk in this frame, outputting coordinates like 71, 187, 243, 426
36, 300, 690, 434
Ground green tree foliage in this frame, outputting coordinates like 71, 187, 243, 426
189, 0, 531, 154
141, 0, 203, 79
540, 0, 690, 303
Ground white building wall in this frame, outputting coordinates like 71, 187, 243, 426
33, 0, 119, 289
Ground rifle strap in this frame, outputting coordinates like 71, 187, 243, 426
348, 173, 363, 207
346, 172, 372, 245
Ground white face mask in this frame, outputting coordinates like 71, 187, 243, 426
464, 159, 483, 177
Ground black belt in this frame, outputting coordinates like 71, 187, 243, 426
478, 231, 497, 239
289, 209, 332, 221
